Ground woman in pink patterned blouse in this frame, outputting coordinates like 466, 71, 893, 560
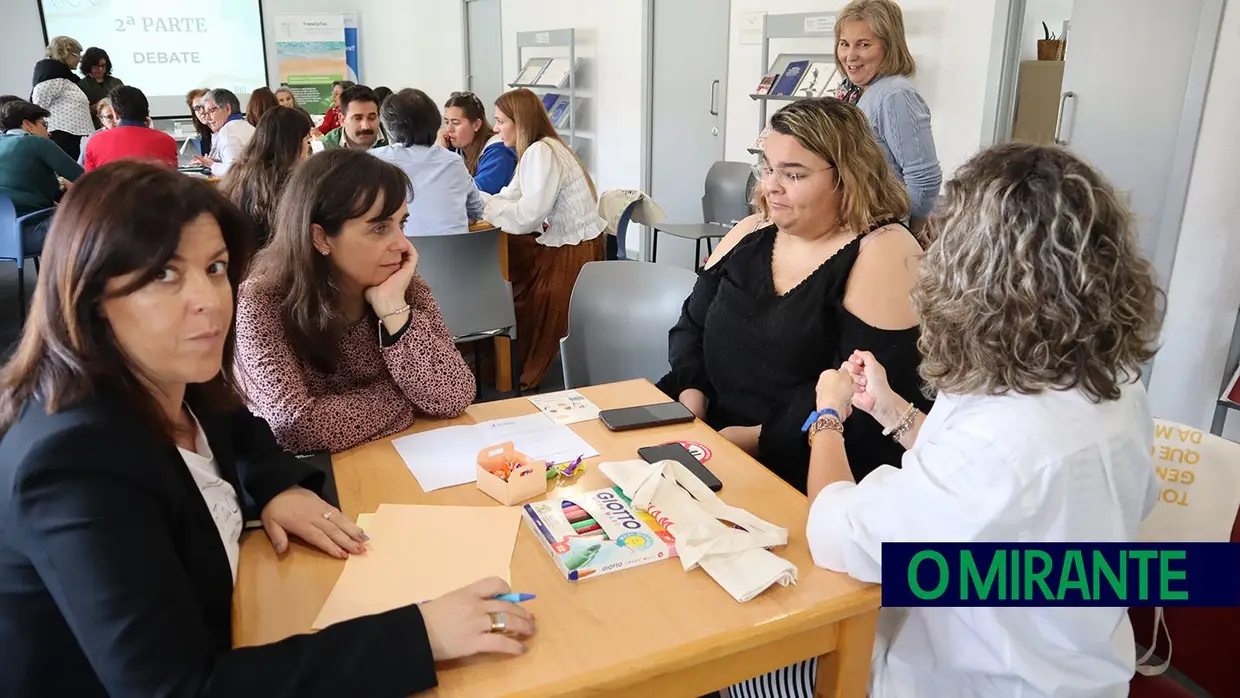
235, 149, 475, 453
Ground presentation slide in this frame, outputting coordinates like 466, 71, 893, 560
39, 0, 267, 118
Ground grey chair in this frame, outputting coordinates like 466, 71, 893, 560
559, 261, 699, 389
410, 229, 520, 396
651, 161, 755, 269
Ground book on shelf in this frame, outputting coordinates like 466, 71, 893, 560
794, 62, 840, 98
754, 71, 780, 95
522, 486, 676, 581
541, 93, 559, 110
537, 57, 573, 88
513, 57, 551, 86
750, 125, 771, 152
770, 60, 809, 96
1223, 363, 1240, 406
548, 97, 571, 128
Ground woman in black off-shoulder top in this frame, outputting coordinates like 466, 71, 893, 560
656, 98, 932, 491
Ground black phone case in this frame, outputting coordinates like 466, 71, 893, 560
638, 444, 723, 491
599, 405, 695, 431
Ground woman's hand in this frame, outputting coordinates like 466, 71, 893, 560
815, 370, 855, 420
436, 125, 451, 149
191, 155, 216, 169
364, 237, 419, 317
840, 350, 905, 426
420, 577, 536, 660
260, 486, 368, 558
720, 425, 761, 456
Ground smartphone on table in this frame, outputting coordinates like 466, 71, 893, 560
599, 401, 696, 432
637, 442, 723, 492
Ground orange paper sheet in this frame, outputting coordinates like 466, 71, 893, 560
313, 504, 523, 629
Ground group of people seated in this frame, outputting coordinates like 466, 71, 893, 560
0, 1, 1167, 696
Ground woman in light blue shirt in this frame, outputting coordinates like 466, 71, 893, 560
370, 89, 484, 236
833, 0, 941, 232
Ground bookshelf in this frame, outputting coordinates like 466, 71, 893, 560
508, 28, 587, 154
746, 11, 839, 155
1210, 305, 1240, 437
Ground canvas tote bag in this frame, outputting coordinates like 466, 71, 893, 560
600, 459, 797, 602
1134, 419, 1240, 676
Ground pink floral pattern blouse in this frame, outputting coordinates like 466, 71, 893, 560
234, 275, 475, 454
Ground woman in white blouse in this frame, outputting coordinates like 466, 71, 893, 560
483, 88, 606, 390
802, 142, 1163, 698
30, 36, 94, 160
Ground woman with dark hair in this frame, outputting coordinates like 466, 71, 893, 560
372, 88, 484, 236
245, 87, 279, 127
0, 160, 533, 698
317, 79, 354, 135
220, 106, 313, 248
30, 36, 93, 159
441, 91, 515, 194
78, 47, 123, 128
373, 86, 393, 104
186, 88, 213, 157
235, 149, 475, 454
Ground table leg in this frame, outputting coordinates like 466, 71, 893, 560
815, 608, 879, 698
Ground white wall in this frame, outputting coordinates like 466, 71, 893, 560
260, 0, 465, 107
498, 0, 646, 194
1020, 0, 1074, 62
725, 0, 998, 184
0, 1, 51, 98
1147, 0, 1240, 438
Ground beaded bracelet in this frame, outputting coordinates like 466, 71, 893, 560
376, 304, 411, 346
885, 403, 920, 442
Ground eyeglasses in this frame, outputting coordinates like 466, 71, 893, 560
753, 162, 834, 187
192, 105, 205, 113
203, 106, 222, 116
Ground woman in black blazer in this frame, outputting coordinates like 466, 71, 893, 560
0, 161, 534, 698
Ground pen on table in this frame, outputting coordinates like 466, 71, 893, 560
494, 593, 536, 603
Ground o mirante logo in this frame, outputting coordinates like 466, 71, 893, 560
881, 543, 1240, 607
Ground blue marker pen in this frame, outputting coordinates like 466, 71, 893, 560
493, 593, 536, 603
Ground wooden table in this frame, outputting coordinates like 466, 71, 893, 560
233, 380, 880, 697
465, 220, 514, 394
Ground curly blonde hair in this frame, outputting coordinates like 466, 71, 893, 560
914, 142, 1162, 402
757, 98, 909, 233
46, 36, 82, 64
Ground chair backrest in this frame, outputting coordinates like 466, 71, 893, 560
0, 194, 20, 263
701, 161, 755, 226
409, 229, 516, 341
559, 261, 698, 389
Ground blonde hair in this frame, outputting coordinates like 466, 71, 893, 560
914, 142, 1162, 402
495, 88, 597, 199
759, 98, 909, 233
46, 36, 82, 64
835, 0, 917, 79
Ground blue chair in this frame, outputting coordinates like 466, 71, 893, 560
0, 194, 54, 323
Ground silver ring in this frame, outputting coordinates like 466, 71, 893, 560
322, 511, 333, 521
489, 611, 508, 633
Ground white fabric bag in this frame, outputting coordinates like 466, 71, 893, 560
600, 459, 797, 602
1134, 419, 1240, 676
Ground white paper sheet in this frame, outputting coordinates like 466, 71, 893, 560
392, 413, 598, 492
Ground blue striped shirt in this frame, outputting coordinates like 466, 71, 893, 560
857, 75, 942, 220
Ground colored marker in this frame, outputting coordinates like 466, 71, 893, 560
572, 520, 602, 535
494, 593, 536, 603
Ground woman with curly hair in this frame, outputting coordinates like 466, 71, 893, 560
800, 142, 1163, 697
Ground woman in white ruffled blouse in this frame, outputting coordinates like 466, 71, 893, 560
30, 36, 94, 160
482, 88, 606, 390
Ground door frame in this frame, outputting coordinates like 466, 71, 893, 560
461, 0, 504, 95
978, 0, 1227, 289
640, 0, 732, 262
